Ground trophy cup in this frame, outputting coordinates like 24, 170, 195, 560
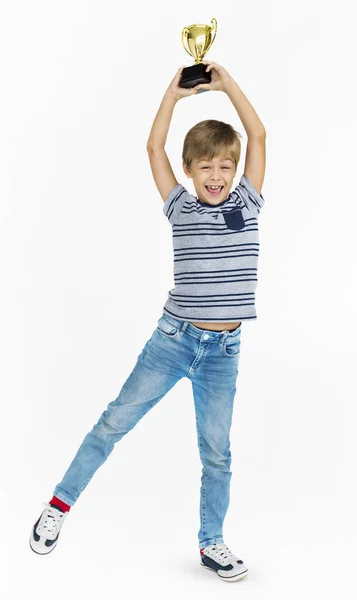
179, 18, 217, 89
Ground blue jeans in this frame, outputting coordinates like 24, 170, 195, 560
53, 312, 242, 549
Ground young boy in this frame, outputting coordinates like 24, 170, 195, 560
30, 61, 266, 583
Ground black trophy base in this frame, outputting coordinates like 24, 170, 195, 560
179, 63, 212, 88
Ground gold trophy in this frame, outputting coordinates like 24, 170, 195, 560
179, 18, 217, 90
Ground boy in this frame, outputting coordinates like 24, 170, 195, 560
30, 61, 266, 583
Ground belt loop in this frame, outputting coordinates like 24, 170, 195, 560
181, 321, 188, 333
219, 330, 229, 348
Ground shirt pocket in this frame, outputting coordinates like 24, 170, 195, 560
222, 208, 245, 231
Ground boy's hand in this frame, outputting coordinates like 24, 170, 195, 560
196, 61, 234, 93
166, 66, 200, 101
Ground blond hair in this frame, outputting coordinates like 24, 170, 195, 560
182, 119, 242, 170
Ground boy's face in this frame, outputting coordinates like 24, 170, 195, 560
183, 154, 237, 206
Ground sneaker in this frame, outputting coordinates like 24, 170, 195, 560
29, 502, 69, 555
200, 543, 248, 582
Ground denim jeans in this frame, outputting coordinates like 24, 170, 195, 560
53, 312, 242, 549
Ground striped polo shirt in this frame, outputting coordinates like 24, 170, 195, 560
162, 174, 265, 323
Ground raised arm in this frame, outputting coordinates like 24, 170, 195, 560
224, 78, 266, 195
196, 61, 266, 195
147, 67, 199, 202
146, 91, 179, 202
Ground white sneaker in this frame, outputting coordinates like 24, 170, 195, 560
29, 503, 69, 555
200, 543, 248, 582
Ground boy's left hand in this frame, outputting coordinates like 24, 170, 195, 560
196, 61, 234, 93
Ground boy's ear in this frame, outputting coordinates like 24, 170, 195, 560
183, 162, 192, 178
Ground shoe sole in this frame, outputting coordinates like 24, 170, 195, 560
200, 560, 248, 582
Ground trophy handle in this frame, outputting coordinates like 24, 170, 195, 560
205, 18, 217, 54
182, 27, 193, 58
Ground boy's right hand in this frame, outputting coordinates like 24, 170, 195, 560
166, 66, 200, 101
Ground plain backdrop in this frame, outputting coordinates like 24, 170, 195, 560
1, 0, 356, 598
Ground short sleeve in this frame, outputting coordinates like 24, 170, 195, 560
232, 174, 265, 215
162, 184, 190, 225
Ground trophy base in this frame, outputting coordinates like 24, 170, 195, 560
179, 63, 211, 88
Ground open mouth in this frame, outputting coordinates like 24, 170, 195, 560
205, 185, 224, 197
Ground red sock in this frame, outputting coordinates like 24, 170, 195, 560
49, 496, 71, 512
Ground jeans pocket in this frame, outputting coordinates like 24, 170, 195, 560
222, 208, 245, 231
222, 335, 241, 357
155, 316, 179, 338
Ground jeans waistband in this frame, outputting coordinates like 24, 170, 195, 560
161, 312, 241, 342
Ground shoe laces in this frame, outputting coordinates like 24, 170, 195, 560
205, 543, 240, 566
36, 502, 67, 540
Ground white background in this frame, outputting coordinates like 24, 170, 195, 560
1, 0, 356, 598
